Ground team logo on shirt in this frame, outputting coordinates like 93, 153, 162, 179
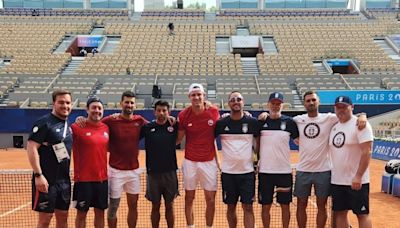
304, 123, 320, 139
332, 132, 345, 148
280, 121, 286, 130
242, 123, 248, 133
32, 126, 39, 133
208, 119, 214, 126
151, 128, 156, 132
167, 126, 174, 132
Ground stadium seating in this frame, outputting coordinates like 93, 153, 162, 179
0, 8, 399, 110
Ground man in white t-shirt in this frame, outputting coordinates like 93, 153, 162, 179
259, 91, 367, 228
329, 96, 373, 228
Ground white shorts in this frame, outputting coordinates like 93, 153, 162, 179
182, 158, 218, 191
108, 166, 145, 198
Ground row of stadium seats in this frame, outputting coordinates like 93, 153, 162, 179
0, 8, 128, 17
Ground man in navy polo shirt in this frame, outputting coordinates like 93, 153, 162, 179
140, 100, 178, 228
215, 91, 260, 228
27, 89, 73, 228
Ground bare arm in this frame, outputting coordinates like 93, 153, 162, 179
214, 141, 221, 171
356, 113, 367, 130
352, 141, 372, 190
27, 140, 49, 193
176, 129, 185, 145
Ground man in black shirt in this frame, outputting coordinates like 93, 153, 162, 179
140, 100, 178, 228
27, 89, 73, 228
215, 91, 259, 228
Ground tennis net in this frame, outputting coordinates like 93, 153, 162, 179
0, 169, 332, 227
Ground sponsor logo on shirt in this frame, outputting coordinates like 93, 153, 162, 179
104, 132, 109, 138
304, 123, 320, 139
188, 123, 193, 127
224, 126, 230, 131
280, 121, 286, 131
242, 123, 248, 133
33, 126, 39, 133
56, 128, 61, 132
263, 123, 268, 127
333, 132, 345, 148
86, 132, 91, 136
151, 128, 155, 132
208, 119, 214, 126
167, 126, 174, 132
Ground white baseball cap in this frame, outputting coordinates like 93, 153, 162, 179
188, 83, 205, 94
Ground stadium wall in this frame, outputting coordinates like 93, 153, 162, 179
0, 109, 305, 149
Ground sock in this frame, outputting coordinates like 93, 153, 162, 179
187, 225, 195, 228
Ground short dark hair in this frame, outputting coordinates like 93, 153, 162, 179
52, 89, 71, 102
154, 100, 170, 110
303, 90, 318, 100
121, 91, 135, 101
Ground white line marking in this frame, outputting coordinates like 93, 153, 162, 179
0, 202, 31, 218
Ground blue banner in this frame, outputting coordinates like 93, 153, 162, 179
77, 35, 104, 47
317, 90, 400, 105
372, 140, 400, 161
327, 59, 350, 66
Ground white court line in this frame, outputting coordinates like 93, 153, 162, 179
0, 202, 31, 218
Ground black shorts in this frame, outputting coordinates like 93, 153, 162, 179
146, 171, 179, 203
72, 181, 108, 211
32, 179, 71, 213
331, 184, 369, 214
221, 172, 255, 205
258, 173, 292, 205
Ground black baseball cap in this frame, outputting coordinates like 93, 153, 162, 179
86, 97, 103, 108
268, 92, 284, 103
335, 96, 353, 106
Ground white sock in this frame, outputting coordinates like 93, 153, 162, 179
206, 226, 213, 228
187, 225, 195, 228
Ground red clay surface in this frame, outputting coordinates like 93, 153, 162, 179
0, 149, 399, 227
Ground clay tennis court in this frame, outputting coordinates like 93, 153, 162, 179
0, 148, 399, 227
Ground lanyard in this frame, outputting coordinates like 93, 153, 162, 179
61, 120, 68, 142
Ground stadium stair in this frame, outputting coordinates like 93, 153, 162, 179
241, 57, 260, 77
131, 12, 142, 21
101, 37, 120, 54
61, 57, 84, 75
374, 39, 400, 64
90, 27, 105, 35
53, 35, 75, 54
313, 61, 332, 75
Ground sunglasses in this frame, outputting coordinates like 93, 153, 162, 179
229, 97, 243, 103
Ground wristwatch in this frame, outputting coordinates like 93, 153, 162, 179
34, 172, 42, 178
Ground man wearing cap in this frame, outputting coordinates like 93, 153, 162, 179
71, 97, 109, 228
258, 92, 299, 228
329, 96, 373, 228
177, 83, 220, 228
27, 89, 73, 228
215, 91, 259, 228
